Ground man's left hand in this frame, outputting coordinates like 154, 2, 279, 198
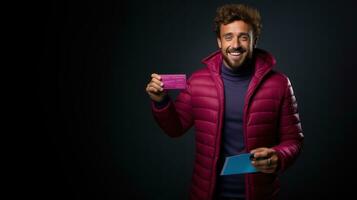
250, 147, 279, 173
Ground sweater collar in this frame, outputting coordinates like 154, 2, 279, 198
221, 61, 253, 81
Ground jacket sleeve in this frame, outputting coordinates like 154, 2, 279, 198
151, 77, 194, 137
272, 78, 304, 173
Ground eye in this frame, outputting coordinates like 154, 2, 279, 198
239, 35, 249, 41
224, 35, 233, 41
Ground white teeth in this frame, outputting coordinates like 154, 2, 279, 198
229, 52, 241, 56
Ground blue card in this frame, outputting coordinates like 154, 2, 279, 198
220, 153, 258, 175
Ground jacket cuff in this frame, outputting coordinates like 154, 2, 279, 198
271, 147, 285, 175
151, 96, 171, 112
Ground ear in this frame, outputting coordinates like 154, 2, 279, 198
254, 37, 258, 48
217, 37, 222, 49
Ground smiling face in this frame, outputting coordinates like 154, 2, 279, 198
217, 20, 255, 70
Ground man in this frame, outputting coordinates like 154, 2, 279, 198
145, 4, 303, 200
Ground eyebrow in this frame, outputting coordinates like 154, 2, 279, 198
223, 32, 250, 37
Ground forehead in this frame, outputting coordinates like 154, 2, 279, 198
220, 20, 253, 35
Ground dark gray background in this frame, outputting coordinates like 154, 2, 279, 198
30, 0, 357, 199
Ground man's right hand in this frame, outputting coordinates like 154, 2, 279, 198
146, 73, 168, 102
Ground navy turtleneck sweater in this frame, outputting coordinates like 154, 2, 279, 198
217, 62, 253, 199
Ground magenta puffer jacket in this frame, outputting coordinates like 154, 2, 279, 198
151, 48, 304, 200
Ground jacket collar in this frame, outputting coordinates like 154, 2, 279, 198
201, 48, 276, 79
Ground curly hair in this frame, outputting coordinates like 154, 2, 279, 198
214, 4, 262, 40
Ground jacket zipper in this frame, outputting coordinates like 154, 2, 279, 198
209, 74, 224, 200
243, 70, 271, 200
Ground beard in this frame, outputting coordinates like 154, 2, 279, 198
222, 46, 252, 69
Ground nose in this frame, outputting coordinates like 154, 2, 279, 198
231, 37, 241, 49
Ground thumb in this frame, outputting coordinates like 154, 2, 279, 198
250, 147, 268, 154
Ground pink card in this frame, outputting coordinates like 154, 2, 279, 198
161, 74, 187, 90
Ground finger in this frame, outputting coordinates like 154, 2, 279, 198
251, 148, 275, 160
253, 165, 276, 174
252, 156, 277, 168
149, 82, 164, 91
259, 168, 276, 174
251, 158, 270, 167
252, 151, 269, 160
151, 73, 161, 80
254, 164, 276, 171
250, 147, 268, 154
151, 78, 164, 87
252, 160, 277, 171
147, 86, 163, 94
